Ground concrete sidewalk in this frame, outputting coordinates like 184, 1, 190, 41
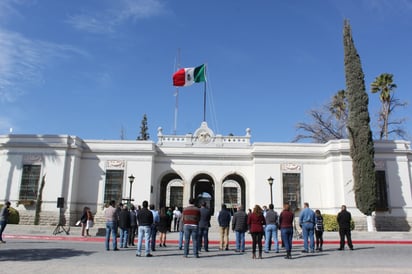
4, 224, 412, 245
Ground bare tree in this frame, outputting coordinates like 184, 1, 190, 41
294, 91, 348, 143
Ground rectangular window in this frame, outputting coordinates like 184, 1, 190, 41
170, 186, 183, 208
376, 170, 388, 211
19, 164, 41, 200
104, 170, 124, 205
282, 173, 301, 211
223, 187, 238, 205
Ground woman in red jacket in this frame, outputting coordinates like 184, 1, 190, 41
247, 204, 266, 259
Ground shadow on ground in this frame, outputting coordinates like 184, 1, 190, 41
0, 248, 95, 261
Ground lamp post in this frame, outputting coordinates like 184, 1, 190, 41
267, 176, 274, 205
128, 174, 135, 207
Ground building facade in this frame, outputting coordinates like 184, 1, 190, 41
1, 122, 411, 231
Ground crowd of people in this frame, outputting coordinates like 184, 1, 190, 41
96, 199, 354, 260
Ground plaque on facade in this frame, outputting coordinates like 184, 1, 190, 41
106, 160, 125, 169
281, 163, 302, 172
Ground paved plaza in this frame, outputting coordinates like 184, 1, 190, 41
1, 225, 412, 274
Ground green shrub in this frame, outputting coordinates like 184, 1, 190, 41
0, 204, 20, 224
322, 214, 355, 231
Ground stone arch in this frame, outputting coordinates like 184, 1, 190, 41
222, 173, 246, 214
191, 173, 215, 215
160, 172, 183, 210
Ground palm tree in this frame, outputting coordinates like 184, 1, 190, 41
370, 73, 397, 140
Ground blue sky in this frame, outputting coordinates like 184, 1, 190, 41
1, 0, 411, 143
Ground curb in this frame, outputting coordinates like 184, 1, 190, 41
5, 234, 412, 245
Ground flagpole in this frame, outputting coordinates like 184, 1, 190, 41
173, 48, 181, 135
203, 81, 206, 122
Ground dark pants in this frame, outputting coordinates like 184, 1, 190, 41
198, 227, 209, 251
315, 229, 323, 249
281, 227, 293, 253
129, 225, 137, 245
250, 232, 263, 254
339, 227, 353, 249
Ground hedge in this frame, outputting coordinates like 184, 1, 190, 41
0, 204, 20, 224
322, 214, 355, 231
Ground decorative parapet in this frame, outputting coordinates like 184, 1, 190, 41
157, 123, 251, 147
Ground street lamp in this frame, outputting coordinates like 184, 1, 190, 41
267, 176, 274, 205
128, 174, 135, 207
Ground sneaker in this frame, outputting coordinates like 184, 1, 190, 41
113, 248, 119, 251
338, 248, 344, 251
136, 254, 141, 257
146, 253, 153, 257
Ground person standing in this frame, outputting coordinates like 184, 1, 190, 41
85, 207, 94, 237
315, 209, 324, 251
264, 203, 279, 253
198, 202, 211, 252
182, 198, 200, 258
80, 206, 88, 237
232, 204, 248, 253
157, 207, 170, 247
149, 204, 159, 252
299, 202, 316, 253
119, 205, 131, 248
136, 200, 154, 257
0, 201, 11, 243
104, 200, 118, 251
279, 204, 294, 259
128, 205, 138, 246
247, 204, 266, 259
173, 206, 182, 232
337, 205, 354, 250
177, 214, 184, 250
166, 207, 173, 232
218, 204, 231, 251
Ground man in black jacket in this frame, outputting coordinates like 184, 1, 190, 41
136, 200, 154, 257
232, 205, 248, 252
218, 204, 231, 250
337, 205, 354, 250
198, 202, 211, 252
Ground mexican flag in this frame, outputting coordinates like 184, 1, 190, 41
173, 64, 206, 86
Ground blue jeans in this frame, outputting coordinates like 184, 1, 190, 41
105, 221, 117, 250
235, 230, 246, 252
137, 225, 151, 256
119, 227, 129, 247
301, 222, 315, 251
198, 227, 209, 251
184, 225, 198, 256
264, 224, 279, 252
178, 231, 184, 249
281, 227, 293, 252
150, 225, 157, 251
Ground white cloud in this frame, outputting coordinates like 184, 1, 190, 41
0, 29, 87, 102
66, 0, 165, 34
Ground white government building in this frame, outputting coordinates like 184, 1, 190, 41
1, 122, 411, 231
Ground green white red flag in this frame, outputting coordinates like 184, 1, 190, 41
173, 64, 206, 86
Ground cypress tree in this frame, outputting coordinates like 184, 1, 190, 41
137, 114, 150, 140
343, 20, 376, 216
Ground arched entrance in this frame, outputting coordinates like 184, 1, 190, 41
191, 174, 215, 215
222, 173, 246, 214
160, 173, 183, 210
